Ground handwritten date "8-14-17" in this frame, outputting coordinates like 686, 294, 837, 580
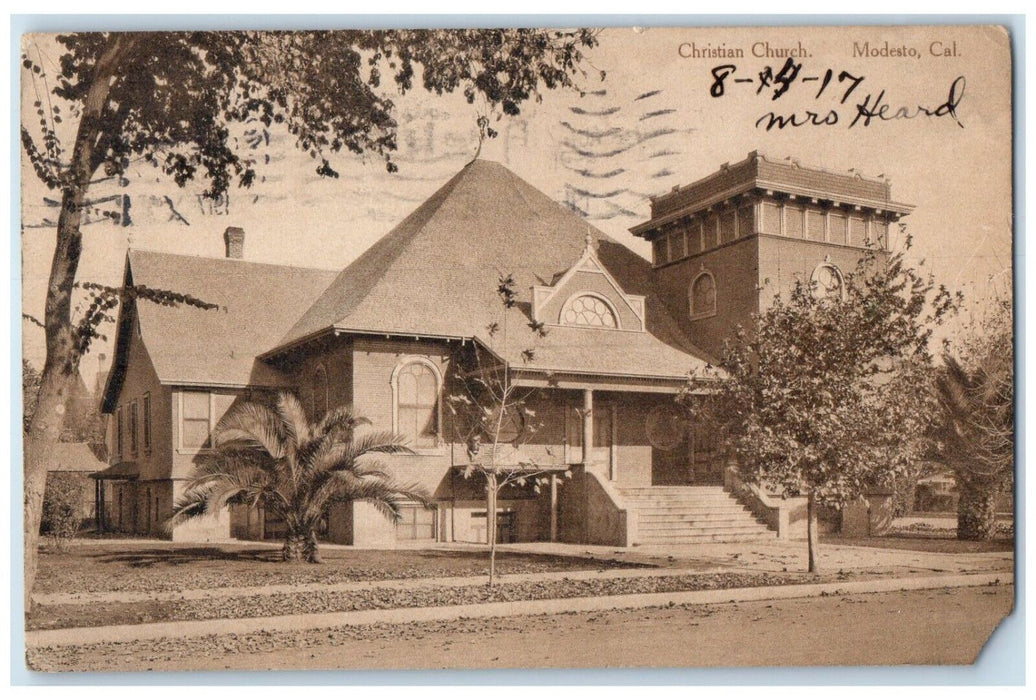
710, 60, 966, 130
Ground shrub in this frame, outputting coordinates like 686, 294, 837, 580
41, 473, 84, 550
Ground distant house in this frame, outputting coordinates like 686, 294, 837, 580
98, 154, 910, 546
45, 442, 107, 530
38, 359, 109, 534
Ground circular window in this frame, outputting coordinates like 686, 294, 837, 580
811, 264, 844, 300
646, 405, 685, 451
484, 405, 525, 444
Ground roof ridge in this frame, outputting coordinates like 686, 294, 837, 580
128, 247, 341, 274
275, 164, 474, 346
353, 161, 472, 266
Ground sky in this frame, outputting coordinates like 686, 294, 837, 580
20, 25, 1013, 381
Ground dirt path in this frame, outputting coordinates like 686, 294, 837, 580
30, 584, 1013, 672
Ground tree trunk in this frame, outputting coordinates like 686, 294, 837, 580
282, 533, 306, 562
807, 492, 819, 574
23, 33, 139, 616
487, 474, 498, 586
957, 478, 1000, 541
304, 529, 323, 564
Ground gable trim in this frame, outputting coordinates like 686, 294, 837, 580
531, 241, 646, 332
100, 255, 135, 414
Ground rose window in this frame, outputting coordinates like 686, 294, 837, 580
562, 295, 618, 328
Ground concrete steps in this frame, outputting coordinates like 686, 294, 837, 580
620, 485, 776, 545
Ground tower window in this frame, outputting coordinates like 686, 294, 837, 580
690, 271, 717, 320
811, 263, 844, 300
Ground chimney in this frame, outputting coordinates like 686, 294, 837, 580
223, 226, 245, 259
94, 353, 109, 399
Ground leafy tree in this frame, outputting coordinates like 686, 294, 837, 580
683, 242, 956, 572
21, 28, 599, 606
446, 274, 562, 585
170, 392, 427, 562
932, 286, 1013, 540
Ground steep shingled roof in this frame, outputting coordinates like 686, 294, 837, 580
127, 250, 339, 387
275, 159, 712, 379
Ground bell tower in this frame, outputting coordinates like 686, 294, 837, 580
630, 152, 913, 358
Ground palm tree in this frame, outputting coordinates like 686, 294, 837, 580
932, 354, 1013, 540
169, 392, 429, 562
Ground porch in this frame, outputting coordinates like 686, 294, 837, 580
491, 380, 779, 547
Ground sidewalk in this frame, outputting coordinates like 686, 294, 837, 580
26, 571, 1012, 649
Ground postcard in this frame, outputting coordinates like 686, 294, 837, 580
20, 23, 1014, 673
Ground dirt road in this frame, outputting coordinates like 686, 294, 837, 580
31, 584, 1013, 672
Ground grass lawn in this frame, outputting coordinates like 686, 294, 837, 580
820, 534, 1014, 554
34, 542, 648, 596
29, 570, 819, 631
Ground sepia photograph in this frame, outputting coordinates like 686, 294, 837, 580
17, 20, 1016, 676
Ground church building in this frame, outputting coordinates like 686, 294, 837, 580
94, 152, 911, 547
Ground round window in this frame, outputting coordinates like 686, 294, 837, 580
484, 405, 525, 444
646, 405, 685, 451
811, 264, 843, 300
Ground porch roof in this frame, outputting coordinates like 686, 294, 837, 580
89, 462, 140, 481
498, 324, 706, 382
461, 443, 569, 473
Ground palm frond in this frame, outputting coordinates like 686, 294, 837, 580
305, 469, 430, 524
343, 430, 416, 462
213, 402, 287, 459
167, 453, 276, 532
277, 392, 312, 447
167, 479, 241, 532
362, 484, 431, 524
316, 406, 370, 442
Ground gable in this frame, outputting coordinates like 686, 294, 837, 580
103, 249, 339, 409
531, 246, 646, 332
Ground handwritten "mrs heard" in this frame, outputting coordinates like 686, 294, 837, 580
709, 60, 966, 131
755, 76, 965, 130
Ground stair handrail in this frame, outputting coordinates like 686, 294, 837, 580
724, 463, 805, 539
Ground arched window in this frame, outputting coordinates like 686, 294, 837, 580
311, 364, 329, 420
391, 358, 442, 449
689, 271, 717, 319
560, 293, 619, 328
810, 263, 844, 300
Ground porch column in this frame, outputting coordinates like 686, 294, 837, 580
95, 480, 102, 534
549, 473, 558, 542
582, 388, 593, 465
